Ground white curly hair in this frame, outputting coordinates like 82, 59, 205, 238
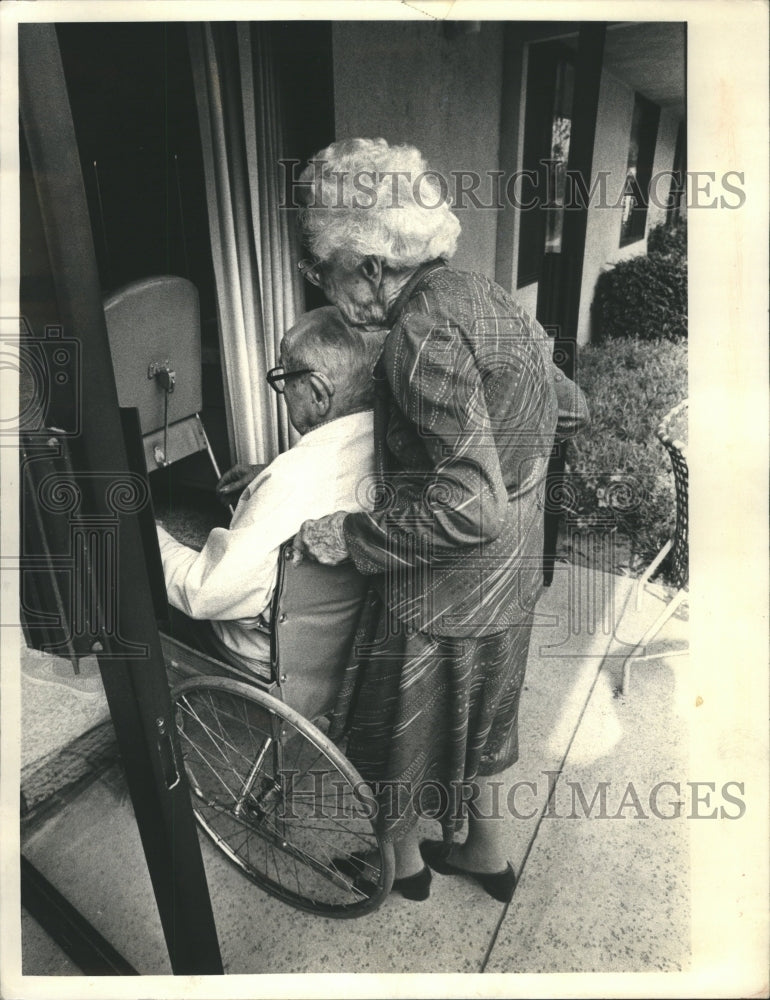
298, 138, 461, 269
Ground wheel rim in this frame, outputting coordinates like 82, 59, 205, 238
173, 680, 393, 916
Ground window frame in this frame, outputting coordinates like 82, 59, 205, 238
618, 92, 661, 248
517, 40, 576, 289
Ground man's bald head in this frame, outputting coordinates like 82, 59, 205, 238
281, 306, 378, 416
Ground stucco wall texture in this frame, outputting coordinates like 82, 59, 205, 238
332, 20, 504, 280
331, 22, 680, 345
576, 68, 680, 344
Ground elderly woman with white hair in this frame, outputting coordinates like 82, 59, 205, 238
293, 138, 576, 904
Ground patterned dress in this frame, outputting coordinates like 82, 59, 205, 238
331, 260, 559, 842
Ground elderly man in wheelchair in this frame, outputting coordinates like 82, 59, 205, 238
156, 307, 395, 916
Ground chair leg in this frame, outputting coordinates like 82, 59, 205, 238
621, 587, 688, 697
195, 412, 223, 480
635, 539, 673, 611
195, 413, 234, 515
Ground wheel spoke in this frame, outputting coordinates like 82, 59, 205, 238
179, 696, 254, 769
180, 721, 264, 806
172, 678, 393, 915
180, 693, 279, 811
179, 730, 241, 804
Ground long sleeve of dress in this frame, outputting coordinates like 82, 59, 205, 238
341, 266, 558, 636
344, 309, 509, 574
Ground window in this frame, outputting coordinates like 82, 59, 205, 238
544, 57, 575, 253
619, 92, 660, 246
667, 120, 686, 226
517, 42, 575, 288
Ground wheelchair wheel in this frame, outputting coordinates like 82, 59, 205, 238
171, 676, 394, 917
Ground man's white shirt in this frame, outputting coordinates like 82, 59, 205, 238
156, 409, 374, 666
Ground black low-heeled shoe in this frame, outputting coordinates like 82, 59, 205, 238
333, 853, 432, 901
419, 840, 516, 903
391, 865, 432, 900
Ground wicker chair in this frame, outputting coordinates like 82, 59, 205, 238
620, 399, 688, 696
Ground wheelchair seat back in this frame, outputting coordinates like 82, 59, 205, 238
270, 540, 367, 722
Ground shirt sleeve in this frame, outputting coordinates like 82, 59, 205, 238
343, 309, 508, 574
552, 366, 590, 439
157, 463, 312, 622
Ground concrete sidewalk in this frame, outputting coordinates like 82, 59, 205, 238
20, 560, 690, 976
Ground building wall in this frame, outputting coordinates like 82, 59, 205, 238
648, 107, 681, 231
331, 21, 504, 278
331, 24, 681, 345
576, 68, 681, 344
514, 281, 539, 320
507, 54, 649, 337
495, 31, 541, 320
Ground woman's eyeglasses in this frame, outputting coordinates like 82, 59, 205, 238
297, 258, 324, 288
266, 365, 314, 394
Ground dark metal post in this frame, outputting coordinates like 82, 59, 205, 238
556, 23, 605, 343
542, 23, 605, 584
19, 24, 223, 975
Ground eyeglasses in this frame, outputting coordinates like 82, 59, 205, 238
297, 258, 324, 288
266, 365, 315, 394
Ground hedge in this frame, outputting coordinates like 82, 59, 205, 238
592, 222, 687, 342
565, 337, 688, 578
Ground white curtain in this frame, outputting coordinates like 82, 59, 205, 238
188, 22, 304, 464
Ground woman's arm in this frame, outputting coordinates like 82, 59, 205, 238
552, 366, 590, 440
343, 311, 509, 574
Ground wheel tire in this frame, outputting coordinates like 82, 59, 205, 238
171, 676, 394, 917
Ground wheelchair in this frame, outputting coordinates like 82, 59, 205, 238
159, 540, 395, 918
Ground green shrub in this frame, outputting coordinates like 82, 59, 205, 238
647, 219, 687, 258
565, 337, 687, 577
593, 222, 687, 342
